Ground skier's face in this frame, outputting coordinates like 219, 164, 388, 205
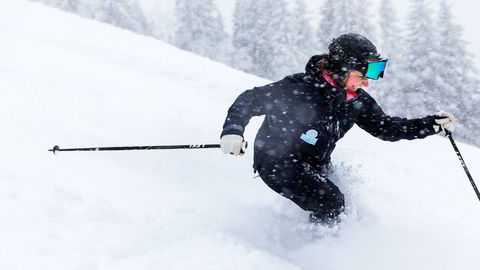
345, 70, 369, 92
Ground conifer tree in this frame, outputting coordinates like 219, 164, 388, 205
31, 0, 79, 12
350, 0, 376, 40
375, 0, 405, 112
149, 1, 176, 42
435, 0, 480, 145
234, 0, 316, 79
334, 0, 356, 35
317, 0, 338, 51
317, 0, 377, 50
31, 0, 149, 35
231, 0, 277, 79
291, 0, 316, 70
266, 0, 298, 79
402, 0, 438, 116
98, 0, 150, 35
247, 0, 276, 78
174, 0, 229, 62
60, 0, 79, 12
232, 0, 255, 73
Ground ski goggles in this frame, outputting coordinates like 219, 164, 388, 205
363, 59, 388, 80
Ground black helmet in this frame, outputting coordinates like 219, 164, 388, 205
329, 33, 380, 68
327, 33, 381, 86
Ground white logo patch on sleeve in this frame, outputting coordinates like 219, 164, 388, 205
300, 129, 319, 145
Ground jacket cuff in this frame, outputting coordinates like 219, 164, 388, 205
424, 115, 440, 135
221, 125, 244, 138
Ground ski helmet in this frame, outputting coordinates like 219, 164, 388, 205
327, 33, 382, 86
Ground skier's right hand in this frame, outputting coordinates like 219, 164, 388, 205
220, 134, 247, 156
433, 111, 456, 133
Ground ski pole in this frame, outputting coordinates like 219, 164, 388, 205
445, 131, 480, 202
48, 142, 247, 155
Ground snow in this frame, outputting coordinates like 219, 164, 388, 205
1, 1, 480, 269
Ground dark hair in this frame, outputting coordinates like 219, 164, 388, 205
305, 54, 349, 86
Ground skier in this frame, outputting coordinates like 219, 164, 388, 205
219, 33, 455, 225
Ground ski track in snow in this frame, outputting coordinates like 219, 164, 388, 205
1, 1, 480, 269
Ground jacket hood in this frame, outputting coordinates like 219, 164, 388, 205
305, 54, 326, 78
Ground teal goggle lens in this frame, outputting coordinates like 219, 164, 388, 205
365, 59, 388, 80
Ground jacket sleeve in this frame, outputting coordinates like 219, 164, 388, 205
221, 84, 276, 138
356, 98, 438, 142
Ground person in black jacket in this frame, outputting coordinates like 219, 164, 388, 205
220, 33, 455, 225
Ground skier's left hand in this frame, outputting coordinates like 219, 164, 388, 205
220, 134, 247, 156
433, 111, 456, 133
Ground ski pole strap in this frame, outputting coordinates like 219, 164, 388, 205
49, 144, 221, 154
445, 131, 480, 202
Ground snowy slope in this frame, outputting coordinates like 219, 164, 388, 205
1, 1, 480, 269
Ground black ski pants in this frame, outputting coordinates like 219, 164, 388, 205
257, 158, 345, 223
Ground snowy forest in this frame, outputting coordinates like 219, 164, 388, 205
32, 0, 480, 147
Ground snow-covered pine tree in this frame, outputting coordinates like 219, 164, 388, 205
30, 0, 79, 12
349, 0, 376, 41
246, 0, 276, 79
232, 0, 255, 74
231, 0, 276, 79
402, 0, 438, 117
174, 0, 229, 63
435, 0, 465, 114
290, 0, 316, 71
33, 0, 150, 35
246, 0, 311, 79
317, 0, 377, 50
378, 0, 403, 62
174, 0, 194, 52
334, 0, 357, 35
317, 0, 338, 51
97, 0, 150, 35
266, 0, 299, 79
149, 1, 176, 43
233, 0, 317, 79
435, 0, 480, 146
374, 0, 405, 112
58, 0, 78, 12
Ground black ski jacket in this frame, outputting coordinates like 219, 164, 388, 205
221, 73, 438, 171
